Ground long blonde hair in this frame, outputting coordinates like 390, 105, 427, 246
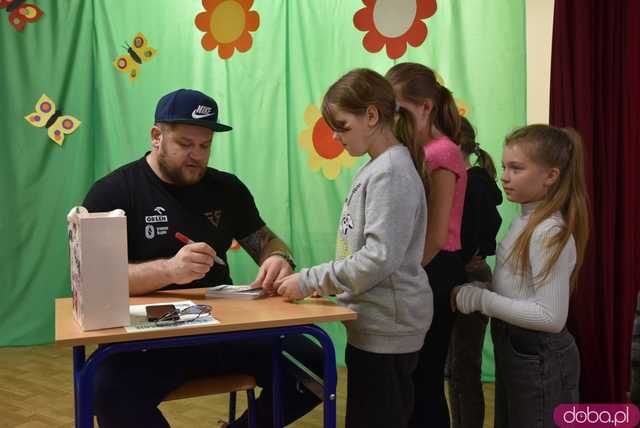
321, 68, 429, 194
385, 62, 462, 146
506, 125, 589, 290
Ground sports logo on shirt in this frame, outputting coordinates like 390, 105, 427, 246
144, 206, 169, 239
341, 213, 354, 236
145, 206, 168, 223
204, 210, 222, 227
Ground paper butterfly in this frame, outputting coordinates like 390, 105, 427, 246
24, 94, 81, 146
113, 32, 157, 80
0, 0, 43, 31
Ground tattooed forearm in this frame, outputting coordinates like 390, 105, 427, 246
239, 226, 291, 266
238, 226, 277, 264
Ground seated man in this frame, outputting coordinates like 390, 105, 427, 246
83, 88, 322, 428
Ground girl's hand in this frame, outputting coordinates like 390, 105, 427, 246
251, 254, 293, 293
464, 255, 486, 272
453, 283, 485, 314
276, 273, 307, 301
470, 280, 490, 289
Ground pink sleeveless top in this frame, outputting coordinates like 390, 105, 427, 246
424, 136, 467, 251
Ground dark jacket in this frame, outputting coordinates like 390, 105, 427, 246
459, 166, 503, 264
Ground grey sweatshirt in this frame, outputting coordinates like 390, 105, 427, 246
300, 145, 433, 354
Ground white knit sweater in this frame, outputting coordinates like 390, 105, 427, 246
455, 202, 576, 333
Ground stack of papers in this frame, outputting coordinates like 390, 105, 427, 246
205, 285, 267, 300
125, 300, 219, 332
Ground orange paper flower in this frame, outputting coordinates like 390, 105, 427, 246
299, 105, 356, 180
195, 0, 260, 59
354, 0, 437, 59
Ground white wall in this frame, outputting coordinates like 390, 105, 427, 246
526, 0, 555, 124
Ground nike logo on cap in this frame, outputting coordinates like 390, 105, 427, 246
192, 105, 214, 119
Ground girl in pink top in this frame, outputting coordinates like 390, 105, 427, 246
425, 136, 467, 250
387, 63, 467, 428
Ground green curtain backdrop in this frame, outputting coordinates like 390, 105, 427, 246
0, 0, 525, 379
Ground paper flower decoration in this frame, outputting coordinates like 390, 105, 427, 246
353, 0, 437, 59
195, 0, 260, 59
456, 99, 470, 117
434, 71, 470, 116
230, 239, 241, 251
298, 105, 356, 180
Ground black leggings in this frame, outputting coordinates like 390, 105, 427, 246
345, 344, 419, 428
409, 250, 466, 428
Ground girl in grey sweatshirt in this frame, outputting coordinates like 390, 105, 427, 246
276, 69, 433, 428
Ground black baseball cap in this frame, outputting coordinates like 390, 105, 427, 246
154, 89, 232, 132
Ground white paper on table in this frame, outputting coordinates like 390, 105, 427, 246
125, 300, 220, 332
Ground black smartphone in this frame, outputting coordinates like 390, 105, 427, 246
146, 304, 178, 322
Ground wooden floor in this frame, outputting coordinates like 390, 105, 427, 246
0, 344, 494, 427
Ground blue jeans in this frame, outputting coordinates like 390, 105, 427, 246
491, 319, 580, 428
93, 336, 323, 428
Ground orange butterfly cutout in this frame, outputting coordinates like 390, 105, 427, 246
25, 94, 81, 146
0, 0, 43, 31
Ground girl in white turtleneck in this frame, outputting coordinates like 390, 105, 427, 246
453, 124, 589, 428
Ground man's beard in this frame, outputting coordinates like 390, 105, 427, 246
157, 148, 206, 187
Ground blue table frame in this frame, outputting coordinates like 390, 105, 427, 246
72, 324, 337, 428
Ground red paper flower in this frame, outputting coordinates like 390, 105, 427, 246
298, 105, 356, 180
354, 0, 437, 59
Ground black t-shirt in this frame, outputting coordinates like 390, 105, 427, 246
459, 166, 503, 264
83, 154, 265, 289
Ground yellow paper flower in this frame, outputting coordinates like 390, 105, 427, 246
435, 71, 471, 116
456, 99, 470, 116
298, 105, 356, 180
195, 0, 260, 59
